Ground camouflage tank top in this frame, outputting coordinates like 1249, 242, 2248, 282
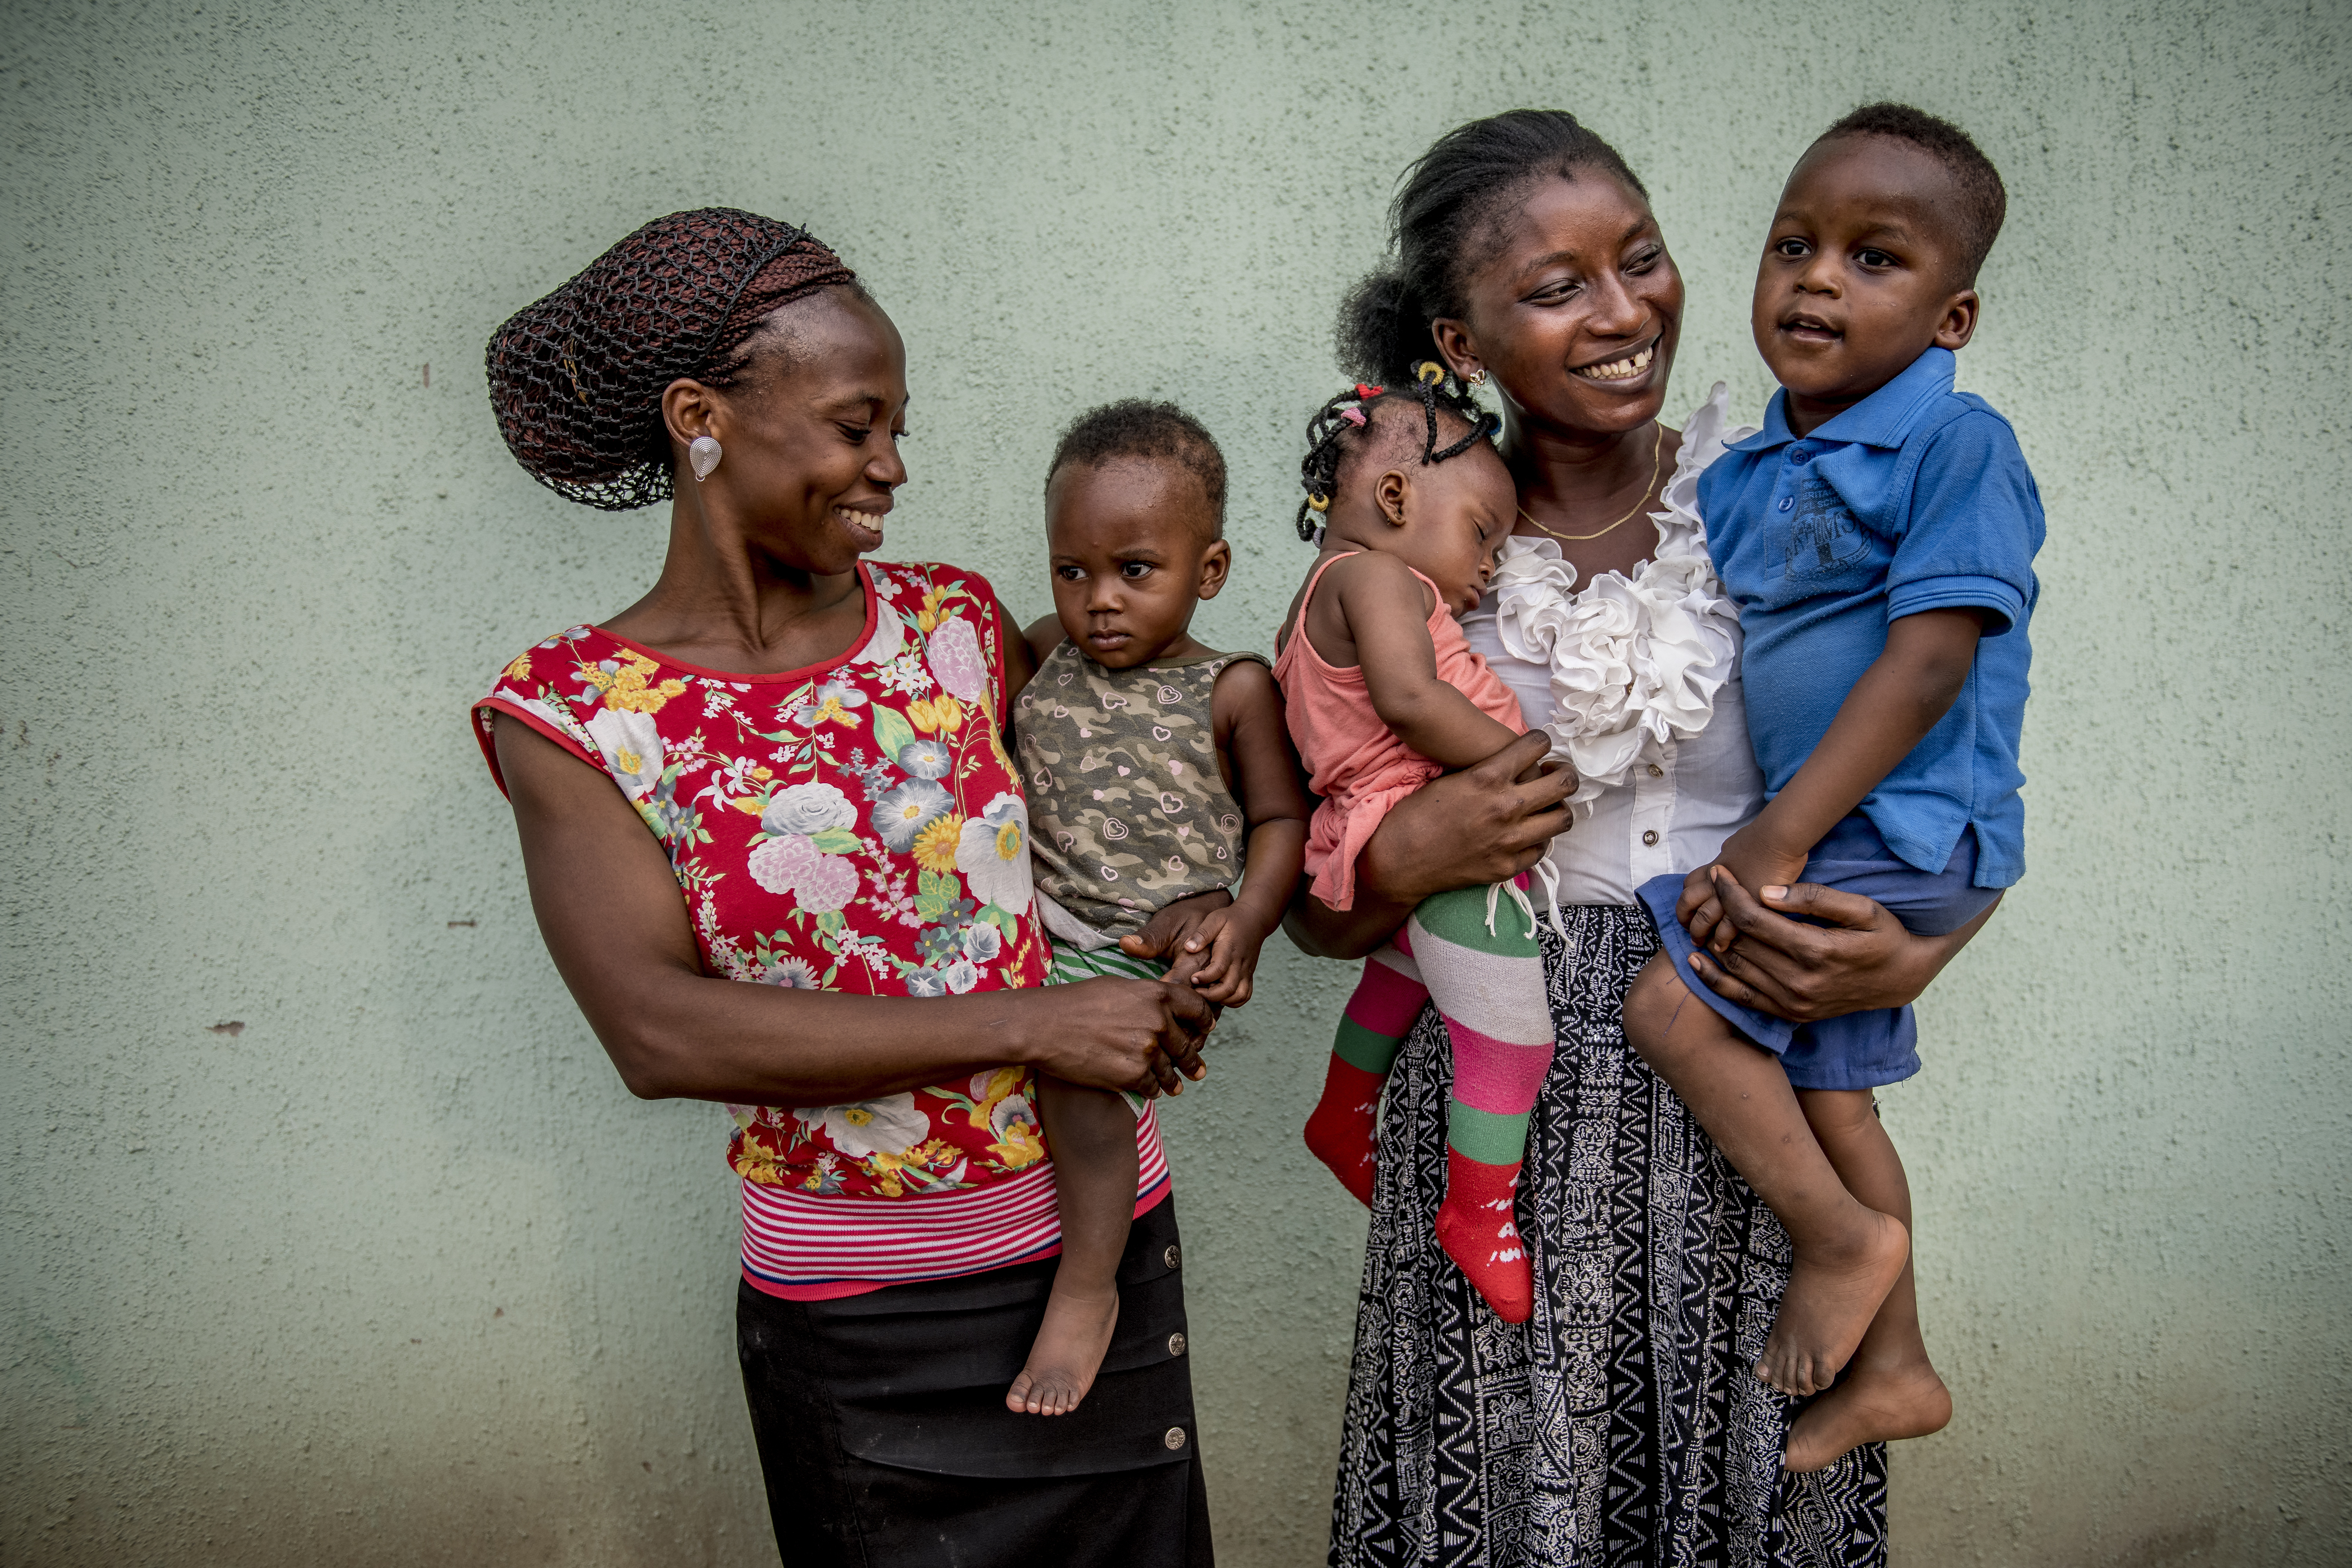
1014, 641, 1269, 942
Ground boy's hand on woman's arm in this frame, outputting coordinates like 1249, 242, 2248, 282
1162, 901, 1269, 1004
1121, 890, 1231, 975
1681, 841, 1813, 952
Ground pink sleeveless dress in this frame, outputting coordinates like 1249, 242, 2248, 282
1272, 553, 1525, 909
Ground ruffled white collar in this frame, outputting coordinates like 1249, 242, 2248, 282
1485, 382, 1757, 808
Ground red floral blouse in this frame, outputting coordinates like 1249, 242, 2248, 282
475, 562, 1063, 1216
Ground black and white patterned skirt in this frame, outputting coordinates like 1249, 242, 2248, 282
1328, 904, 1888, 1567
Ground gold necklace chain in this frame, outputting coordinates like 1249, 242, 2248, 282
1516, 426, 1665, 543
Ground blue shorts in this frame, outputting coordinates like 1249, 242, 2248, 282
1635, 815, 2002, 1092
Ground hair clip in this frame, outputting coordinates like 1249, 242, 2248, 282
1354, 383, 1384, 400
1340, 406, 1367, 427
1414, 361, 1445, 386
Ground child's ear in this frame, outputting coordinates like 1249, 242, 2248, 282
1195, 539, 1232, 600
1935, 289, 1980, 352
1375, 469, 1411, 526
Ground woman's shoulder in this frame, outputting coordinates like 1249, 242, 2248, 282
477, 620, 635, 705
470, 624, 634, 794
868, 559, 1005, 615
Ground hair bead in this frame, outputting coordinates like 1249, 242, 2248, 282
1291, 377, 1499, 543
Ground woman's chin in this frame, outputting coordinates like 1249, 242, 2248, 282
1549, 375, 1670, 432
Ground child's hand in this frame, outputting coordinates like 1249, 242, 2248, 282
1120, 890, 1233, 983
1682, 831, 1811, 954
1164, 904, 1275, 1006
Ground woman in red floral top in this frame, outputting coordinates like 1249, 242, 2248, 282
476, 210, 1219, 1567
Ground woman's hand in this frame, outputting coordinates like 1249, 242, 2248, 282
1286, 731, 1576, 961
1684, 870, 2002, 1021
1028, 977, 1216, 1096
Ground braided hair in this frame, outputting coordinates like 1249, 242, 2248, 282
1293, 362, 1501, 542
485, 208, 861, 510
1337, 110, 1646, 393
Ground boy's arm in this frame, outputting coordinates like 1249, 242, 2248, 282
1706, 607, 1984, 914
1157, 660, 1310, 1005
1335, 557, 1520, 768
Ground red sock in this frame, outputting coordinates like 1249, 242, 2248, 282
1303, 1055, 1385, 1207
1435, 1149, 1533, 1323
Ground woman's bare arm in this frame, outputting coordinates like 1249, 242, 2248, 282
495, 715, 1210, 1105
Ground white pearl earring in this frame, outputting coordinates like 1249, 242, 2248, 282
689, 435, 723, 481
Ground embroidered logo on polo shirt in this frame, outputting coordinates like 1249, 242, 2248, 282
1770, 475, 1870, 582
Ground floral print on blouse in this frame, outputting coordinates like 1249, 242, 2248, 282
473, 561, 1052, 1200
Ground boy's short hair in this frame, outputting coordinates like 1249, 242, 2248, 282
1046, 400, 1228, 537
1819, 102, 2008, 288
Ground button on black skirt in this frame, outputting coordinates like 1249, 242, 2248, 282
738, 1193, 1212, 1567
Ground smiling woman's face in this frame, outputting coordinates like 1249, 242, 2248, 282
674, 288, 910, 579
1436, 173, 1683, 440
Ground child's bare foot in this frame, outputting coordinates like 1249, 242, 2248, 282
1756, 1209, 1909, 1396
1005, 1286, 1120, 1416
1785, 1358, 1952, 1472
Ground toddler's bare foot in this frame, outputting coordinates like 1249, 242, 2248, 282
1005, 1286, 1120, 1416
1755, 1210, 1908, 1396
1784, 1358, 1952, 1472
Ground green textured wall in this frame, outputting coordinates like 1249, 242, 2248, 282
4, 1, 2346, 1563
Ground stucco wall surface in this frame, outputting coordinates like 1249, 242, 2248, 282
4, 1, 2346, 1563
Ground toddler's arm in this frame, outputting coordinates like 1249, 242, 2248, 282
1147, 659, 1311, 1005
1689, 608, 1984, 942
1324, 553, 1519, 769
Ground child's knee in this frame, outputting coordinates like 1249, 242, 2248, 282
1622, 953, 1692, 1054
1796, 1088, 1881, 1142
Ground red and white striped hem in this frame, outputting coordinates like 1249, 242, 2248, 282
740, 1105, 1171, 1300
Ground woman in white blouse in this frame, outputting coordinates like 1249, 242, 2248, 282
1292, 112, 2000, 1565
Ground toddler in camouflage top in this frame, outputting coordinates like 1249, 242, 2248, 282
1003, 401, 1308, 1417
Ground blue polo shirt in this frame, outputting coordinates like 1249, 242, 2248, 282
1699, 347, 2043, 889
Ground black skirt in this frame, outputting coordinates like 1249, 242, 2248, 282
739, 1193, 1212, 1567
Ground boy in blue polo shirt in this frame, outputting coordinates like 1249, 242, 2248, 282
1623, 103, 2042, 1474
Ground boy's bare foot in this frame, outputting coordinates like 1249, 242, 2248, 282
1005, 1286, 1120, 1416
1784, 1358, 1952, 1472
1756, 1209, 1909, 1396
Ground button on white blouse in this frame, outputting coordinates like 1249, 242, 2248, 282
1460, 384, 1767, 909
